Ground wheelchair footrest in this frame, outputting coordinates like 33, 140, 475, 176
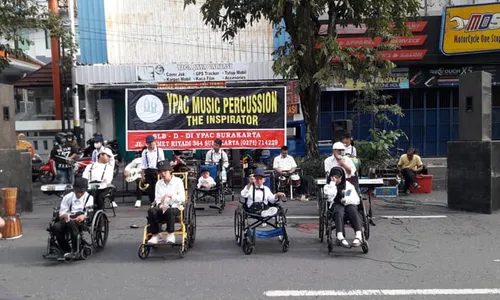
249, 228, 285, 239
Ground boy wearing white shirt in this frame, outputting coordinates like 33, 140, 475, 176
147, 161, 186, 244
324, 167, 363, 248
197, 168, 216, 189
240, 169, 285, 211
82, 147, 116, 209
205, 138, 229, 169
52, 178, 94, 257
124, 148, 145, 208
141, 135, 165, 204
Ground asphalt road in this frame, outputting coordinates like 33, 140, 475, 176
1, 188, 500, 300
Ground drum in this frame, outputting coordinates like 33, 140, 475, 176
2, 187, 18, 215
290, 174, 301, 187
278, 176, 288, 188
0, 214, 22, 239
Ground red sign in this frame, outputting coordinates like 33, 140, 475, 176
319, 21, 427, 35
127, 130, 285, 150
286, 81, 300, 105
379, 49, 428, 61
317, 35, 427, 49
389, 35, 427, 46
287, 104, 298, 115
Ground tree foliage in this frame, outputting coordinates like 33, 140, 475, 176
184, 0, 421, 157
0, 0, 70, 72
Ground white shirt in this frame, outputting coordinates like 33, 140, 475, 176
345, 145, 357, 157
59, 192, 94, 216
125, 157, 143, 173
324, 155, 356, 178
241, 184, 277, 208
142, 147, 165, 169
154, 176, 186, 208
197, 176, 216, 189
82, 162, 114, 188
324, 181, 360, 206
205, 149, 229, 168
92, 147, 115, 169
273, 155, 297, 171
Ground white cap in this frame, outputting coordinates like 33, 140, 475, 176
99, 147, 114, 157
332, 142, 346, 150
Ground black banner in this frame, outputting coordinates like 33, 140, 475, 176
409, 66, 500, 88
126, 87, 286, 131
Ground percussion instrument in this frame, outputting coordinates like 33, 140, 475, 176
1, 188, 22, 239
277, 175, 289, 189
290, 173, 301, 187
126, 168, 143, 183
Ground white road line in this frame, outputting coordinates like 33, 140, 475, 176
263, 289, 500, 297
286, 216, 319, 219
380, 215, 447, 219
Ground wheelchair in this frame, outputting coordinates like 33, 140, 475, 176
138, 172, 196, 259
190, 164, 230, 213
318, 186, 370, 254
41, 182, 117, 217
42, 204, 109, 263
233, 197, 289, 255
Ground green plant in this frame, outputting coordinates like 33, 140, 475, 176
296, 154, 330, 178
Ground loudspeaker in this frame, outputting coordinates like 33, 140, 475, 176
332, 119, 353, 142
459, 71, 492, 141
0, 84, 16, 149
447, 141, 500, 214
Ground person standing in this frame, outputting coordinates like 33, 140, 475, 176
141, 135, 165, 204
124, 148, 145, 208
50, 132, 78, 184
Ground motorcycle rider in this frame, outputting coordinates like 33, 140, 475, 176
50, 132, 79, 184
91, 135, 115, 169
124, 148, 146, 208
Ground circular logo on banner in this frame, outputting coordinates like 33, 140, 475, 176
135, 94, 164, 123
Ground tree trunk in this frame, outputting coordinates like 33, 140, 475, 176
300, 83, 320, 158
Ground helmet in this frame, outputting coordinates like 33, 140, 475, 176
66, 131, 74, 141
55, 132, 67, 145
332, 142, 346, 150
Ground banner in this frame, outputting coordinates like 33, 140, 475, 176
136, 63, 249, 82
440, 3, 500, 55
323, 68, 409, 91
126, 87, 286, 150
409, 66, 500, 88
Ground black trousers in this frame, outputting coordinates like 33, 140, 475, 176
148, 207, 180, 234
401, 168, 416, 191
332, 203, 362, 234
135, 180, 142, 200
144, 169, 158, 203
94, 188, 112, 210
52, 220, 80, 252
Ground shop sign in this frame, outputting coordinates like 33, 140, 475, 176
319, 21, 427, 35
441, 3, 500, 55
136, 63, 248, 82
287, 104, 299, 115
286, 81, 300, 105
158, 81, 226, 88
323, 68, 409, 91
409, 66, 500, 88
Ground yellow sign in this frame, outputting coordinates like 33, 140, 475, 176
441, 3, 500, 55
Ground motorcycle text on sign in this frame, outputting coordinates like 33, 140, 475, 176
125, 87, 287, 150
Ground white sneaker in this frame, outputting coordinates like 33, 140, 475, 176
134, 200, 141, 208
166, 233, 175, 244
148, 234, 162, 244
301, 195, 309, 202
112, 201, 118, 208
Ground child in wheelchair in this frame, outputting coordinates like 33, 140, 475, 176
241, 169, 286, 215
197, 168, 216, 190
324, 167, 363, 248
51, 178, 94, 258
147, 161, 186, 244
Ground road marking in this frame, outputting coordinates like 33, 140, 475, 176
380, 215, 447, 219
286, 216, 319, 219
264, 289, 500, 297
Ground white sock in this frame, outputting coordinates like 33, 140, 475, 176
337, 232, 345, 240
355, 231, 362, 240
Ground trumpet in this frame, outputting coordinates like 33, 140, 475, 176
138, 174, 161, 191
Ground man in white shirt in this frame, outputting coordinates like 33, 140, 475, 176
147, 161, 186, 244
205, 138, 229, 169
91, 135, 115, 169
141, 135, 165, 204
324, 142, 356, 179
52, 178, 94, 257
83, 147, 116, 209
241, 168, 285, 211
124, 148, 145, 208
273, 146, 297, 175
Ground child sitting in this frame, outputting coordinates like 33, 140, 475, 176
197, 168, 216, 190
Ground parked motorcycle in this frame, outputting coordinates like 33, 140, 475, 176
39, 158, 56, 184
31, 154, 44, 182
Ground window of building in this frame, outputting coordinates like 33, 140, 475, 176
16, 29, 30, 50
44, 30, 51, 49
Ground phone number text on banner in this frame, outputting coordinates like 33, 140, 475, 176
126, 87, 286, 150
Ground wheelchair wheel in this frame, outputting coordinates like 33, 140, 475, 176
179, 239, 188, 259
281, 237, 290, 253
242, 239, 254, 255
91, 211, 109, 250
234, 208, 243, 246
319, 214, 325, 243
138, 244, 151, 259
277, 213, 286, 242
80, 246, 93, 260
326, 223, 334, 254
187, 203, 196, 248
361, 241, 369, 254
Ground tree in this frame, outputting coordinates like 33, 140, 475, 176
184, 0, 421, 157
0, 0, 69, 72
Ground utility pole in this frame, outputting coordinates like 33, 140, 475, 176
48, 0, 62, 121
68, 0, 81, 145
